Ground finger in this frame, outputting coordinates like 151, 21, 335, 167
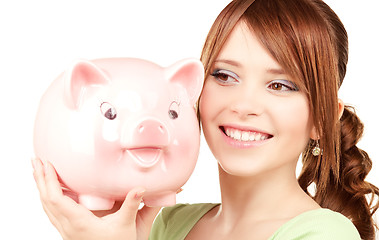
44, 161, 65, 202
32, 158, 64, 231
43, 162, 84, 218
116, 187, 146, 225
32, 158, 47, 198
33, 159, 94, 237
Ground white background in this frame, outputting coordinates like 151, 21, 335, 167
0, 0, 378, 239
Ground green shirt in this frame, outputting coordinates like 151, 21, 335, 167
149, 203, 361, 240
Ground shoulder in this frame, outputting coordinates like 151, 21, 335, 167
270, 209, 361, 240
149, 203, 219, 240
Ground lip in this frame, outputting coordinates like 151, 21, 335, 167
126, 147, 162, 168
219, 124, 273, 148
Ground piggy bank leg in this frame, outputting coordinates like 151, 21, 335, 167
79, 195, 115, 210
143, 191, 176, 207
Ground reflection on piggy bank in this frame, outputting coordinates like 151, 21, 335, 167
33, 58, 204, 210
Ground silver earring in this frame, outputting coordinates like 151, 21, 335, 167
312, 141, 322, 156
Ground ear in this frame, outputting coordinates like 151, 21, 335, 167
165, 58, 204, 105
310, 99, 345, 140
338, 98, 344, 120
64, 59, 110, 109
310, 126, 319, 141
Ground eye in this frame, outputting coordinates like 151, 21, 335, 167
210, 69, 239, 85
100, 102, 117, 120
267, 80, 299, 92
168, 101, 180, 119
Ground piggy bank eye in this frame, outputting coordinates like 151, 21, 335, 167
100, 102, 117, 120
168, 101, 180, 120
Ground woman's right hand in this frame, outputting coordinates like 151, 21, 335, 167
32, 158, 161, 240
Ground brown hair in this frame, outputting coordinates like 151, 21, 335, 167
200, 0, 379, 238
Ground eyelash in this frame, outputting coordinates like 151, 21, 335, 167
267, 80, 299, 92
211, 69, 299, 92
211, 69, 299, 91
210, 69, 239, 85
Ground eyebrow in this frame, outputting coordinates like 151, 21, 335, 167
266, 68, 286, 75
214, 59, 242, 68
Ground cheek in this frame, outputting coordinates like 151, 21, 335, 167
272, 96, 312, 141
199, 81, 217, 122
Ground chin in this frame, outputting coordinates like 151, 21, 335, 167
217, 159, 267, 178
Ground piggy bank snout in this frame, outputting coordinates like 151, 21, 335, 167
131, 119, 169, 147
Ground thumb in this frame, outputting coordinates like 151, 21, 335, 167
117, 187, 146, 225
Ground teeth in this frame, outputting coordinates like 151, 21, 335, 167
234, 130, 241, 140
241, 132, 249, 141
249, 132, 255, 141
224, 127, 269, 142
255, 133, 261, 141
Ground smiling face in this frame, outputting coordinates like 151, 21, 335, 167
199, 21, 315, 177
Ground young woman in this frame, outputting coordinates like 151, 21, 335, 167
32, 0, 379, 239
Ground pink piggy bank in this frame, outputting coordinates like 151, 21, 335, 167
34, 58, 204, 210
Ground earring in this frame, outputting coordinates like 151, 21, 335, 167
312, 141, 322, 156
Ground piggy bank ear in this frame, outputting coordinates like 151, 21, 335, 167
64, 59, 109, 109
166, 59, 204, 105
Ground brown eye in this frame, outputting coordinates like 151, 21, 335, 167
271, 83, 283, 91
100, 102, 117, 120
210, 69, 239, 85
267, 80, 299, 92
169, 101, 180, 120
217, 73, 229, 81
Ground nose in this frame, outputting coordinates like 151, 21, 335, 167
229, 85, 263, 118
131, 118, 169, 147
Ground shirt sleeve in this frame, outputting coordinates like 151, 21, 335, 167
148, 210, 164, 240
149, 204, 194, 240
149, 205, 176, 240
149, 203, 219, 240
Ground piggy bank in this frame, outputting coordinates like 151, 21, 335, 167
33, 58, 204, 210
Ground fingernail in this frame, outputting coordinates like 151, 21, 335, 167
135, 190, 146, 200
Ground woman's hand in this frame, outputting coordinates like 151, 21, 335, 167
32, 158, 161, 240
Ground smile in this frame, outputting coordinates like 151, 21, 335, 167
221, 126, 273, 142
127, 148, 162, 168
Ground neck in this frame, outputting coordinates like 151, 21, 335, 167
214, 163, 319, 228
